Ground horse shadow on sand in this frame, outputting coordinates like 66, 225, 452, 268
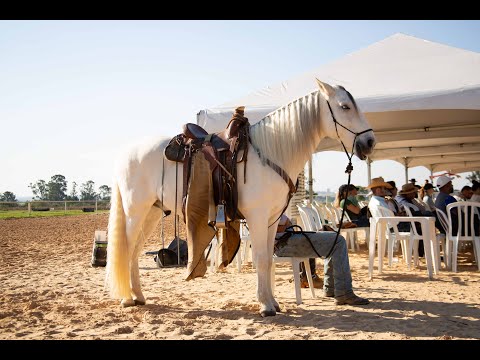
137, 283, 479, 340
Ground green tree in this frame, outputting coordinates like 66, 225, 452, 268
466, 171, 480, 183
66, 181, 79, 201
98, 185, 111, 200
0, 191, 17, 202
29, 179, 48, 200
80, 180, 97, 200
47, 174, 67, 201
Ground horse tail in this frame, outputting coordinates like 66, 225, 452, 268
105, 182, 131, 300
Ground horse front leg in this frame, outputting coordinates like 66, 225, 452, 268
267, 222, 281, 312
249, 211, 277, 317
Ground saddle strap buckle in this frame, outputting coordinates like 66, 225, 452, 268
215, 204, 227, 229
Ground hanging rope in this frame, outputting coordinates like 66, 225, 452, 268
324, 100, 373, 259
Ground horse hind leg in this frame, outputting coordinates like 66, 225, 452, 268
129, 205, 164, 306
120, 203, 159, 307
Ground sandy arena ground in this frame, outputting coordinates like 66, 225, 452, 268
1, 213, 479, 340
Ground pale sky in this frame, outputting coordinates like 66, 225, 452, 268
1, 20, 479, 198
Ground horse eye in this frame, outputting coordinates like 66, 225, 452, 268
341, 104, 350, 110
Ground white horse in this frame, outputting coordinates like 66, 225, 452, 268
105, 79, 376, 317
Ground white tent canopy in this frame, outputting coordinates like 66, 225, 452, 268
197, 33, 480, 177
197, 32, 480, 210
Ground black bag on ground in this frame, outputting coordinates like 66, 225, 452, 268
155, 237, 188, 267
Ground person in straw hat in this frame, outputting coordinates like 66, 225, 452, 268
384, 180, 406, 216
395, 183, 436, 257
396, 183, 432, 216
366, 177, 393, 219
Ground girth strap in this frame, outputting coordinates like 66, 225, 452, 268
261, 157, 297, 196
249, 140, 297, 197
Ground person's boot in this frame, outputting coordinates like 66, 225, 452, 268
323, 288, 335, 297
311, 274, 324, 289
334, 291, 370, 305
300, 275, 309, 288
300, 274, 324, 289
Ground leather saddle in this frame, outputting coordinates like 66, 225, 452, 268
164, 106, 250, 225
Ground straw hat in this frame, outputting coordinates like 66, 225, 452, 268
398, 183, 418, 195
367, 177, 393, 189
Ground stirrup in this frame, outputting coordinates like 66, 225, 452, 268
215, 204, 227, 229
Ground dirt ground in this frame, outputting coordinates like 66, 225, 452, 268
1, 213, 479, 340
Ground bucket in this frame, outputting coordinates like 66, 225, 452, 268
91, 230, 107, 267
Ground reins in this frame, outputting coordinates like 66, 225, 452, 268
324, 100, 373, 259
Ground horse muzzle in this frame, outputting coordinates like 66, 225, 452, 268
355, 136, 376, 160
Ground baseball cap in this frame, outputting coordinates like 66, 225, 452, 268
436, 175, 454, 189
339, 184, 358, 193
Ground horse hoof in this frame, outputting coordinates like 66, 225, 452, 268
121, 299, 136, 307
134, 299, 146, 306
274, 304, 281, 312
260, 310, 276, 317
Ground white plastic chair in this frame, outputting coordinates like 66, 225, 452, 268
313, 202, 336, 229
271, 256, 315, 305
297, 205, 322, 231
402, 203, 441, 271
233, 220, 252, 272
269, 205, 317, 305
435, 209, 450, 269
329, 206, 359, 251
445, 202, 480, 272
207, 236, 217, 272
314, 202, 361, 251
375, 206, 414, 268
337, 207, 370, 251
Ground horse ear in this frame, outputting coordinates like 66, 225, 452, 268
316, 78, 335, 99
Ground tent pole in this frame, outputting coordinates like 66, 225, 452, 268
404, 158, 409, 184
308, 157, 313, 205
367, 157, 372, 186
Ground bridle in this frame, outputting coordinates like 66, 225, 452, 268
323, 97, 373, 258
326, 100, 373, 175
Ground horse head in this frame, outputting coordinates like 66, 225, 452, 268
316, 79, 376, 160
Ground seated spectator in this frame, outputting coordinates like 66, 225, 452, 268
460, 186, 473, 201
420, 183, 436, 212
367, 177, 393, 218
334, 184, 369, 227
384, 180, 405, 215
435, 176, 479, 236
471, 182, 480, 202
395, 183, 433, 217
277, 214, 323, 289
395, 183, 436, 258
435, 175, 457, 215
435, 175, 458, 234
275, 214, 369, 305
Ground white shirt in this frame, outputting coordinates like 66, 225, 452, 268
368, 195, 390, 219
471, 194, 480, 202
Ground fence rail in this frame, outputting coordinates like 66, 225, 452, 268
0, 200, 111, 214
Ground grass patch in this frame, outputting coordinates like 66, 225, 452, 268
0, 210, 110, 220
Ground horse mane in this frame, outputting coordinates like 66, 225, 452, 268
249, 89, 324, 178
